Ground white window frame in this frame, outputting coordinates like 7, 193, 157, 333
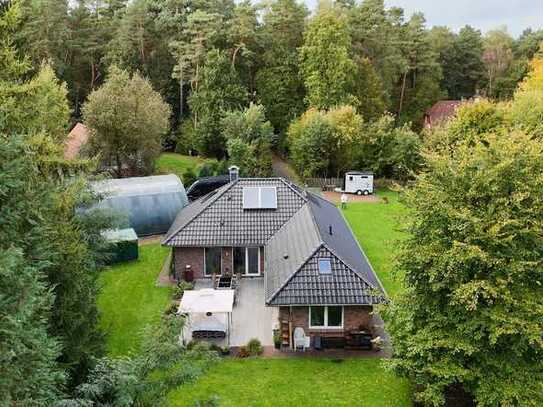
234, 247, 261, 276
204, 247, 222, 277
309, 306, 344, 329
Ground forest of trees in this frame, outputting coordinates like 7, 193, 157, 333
11, 0, 543, 178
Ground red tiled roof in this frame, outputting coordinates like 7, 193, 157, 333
64, 123, 90, 160
424, 100, 463, 128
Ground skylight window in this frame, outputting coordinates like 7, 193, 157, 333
242, 187, 277, 209
318, 258, 332, 275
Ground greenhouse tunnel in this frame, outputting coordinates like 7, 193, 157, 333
91, 174, 188, 236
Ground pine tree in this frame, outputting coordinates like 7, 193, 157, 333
255, 0, 307, 137
188, 49, 247, 157
0, 136, 65, 405
299, 6, 357, 110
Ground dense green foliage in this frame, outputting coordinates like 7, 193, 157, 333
223, 103, 274, 177
387, 70, 543, 404
13, 0, 542, 170
83, 66, 171, 176
188, 49, 248, 158
289, 106, 421, 179
386, 131, 543, 406
0, 139, 65, 405
1, 2, 116, 401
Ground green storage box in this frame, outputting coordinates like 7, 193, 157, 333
102, 228, 139, 264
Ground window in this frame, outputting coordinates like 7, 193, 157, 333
310, 306, 325, 327
247, 247, 259, 275
204, 248, 221, 276
309, 306, 343, 329
242, 187, 277, 209
327, 306, 343, 327
349, 176, 353, 181
233, 247, 245, 275
318, 258, 332, 275
233, 247, 261, 275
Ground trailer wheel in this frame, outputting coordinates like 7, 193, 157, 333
363, 190, 370, 196
356, 190, 363, 195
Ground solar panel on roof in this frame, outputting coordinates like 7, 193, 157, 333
242, 186, 278, 209
260, 187, 277, 209
242, 187, 260, 209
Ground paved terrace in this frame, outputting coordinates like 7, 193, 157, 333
194, 277, 277, 347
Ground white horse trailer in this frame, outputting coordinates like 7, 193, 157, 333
337, 171, 374, 195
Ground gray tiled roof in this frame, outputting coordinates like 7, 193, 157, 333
163, 176, 384, 306
264, 205, 321, 301
265, 192, 385, 306
307, 193, 381, 289
267, 246, 382, 306
163, 178, 306, 247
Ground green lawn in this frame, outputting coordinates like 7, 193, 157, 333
155, 153, 216, 181
168, 358, 410, 407
342, 189, 407, 297
98, 244, 172, 357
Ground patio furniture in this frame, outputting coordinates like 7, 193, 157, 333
345, 330, 373, 350
371, 336, 383, 351
293, 327, 310, 351
321, 336, 345, 349
192, 330, 226, 339
216, 276, 233, 289
313, 335, 323, 351
178, 289, 235, 346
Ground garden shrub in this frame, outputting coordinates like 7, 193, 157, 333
246, 338, 263, 356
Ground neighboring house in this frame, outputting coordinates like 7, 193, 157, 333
162, 169, 386, 348
64, 122, 90, 160
423, 100, 463, 129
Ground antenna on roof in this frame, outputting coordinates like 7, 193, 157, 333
228, 165, 239, 182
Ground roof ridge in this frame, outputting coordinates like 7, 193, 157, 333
162, 180, 238, 245
278, 178, 309, 202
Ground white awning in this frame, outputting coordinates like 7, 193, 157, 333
178, 289, 234, 314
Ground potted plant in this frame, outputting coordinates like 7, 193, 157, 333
273, 330, 282, 350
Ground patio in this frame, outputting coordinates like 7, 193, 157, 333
191, 277, 277, 347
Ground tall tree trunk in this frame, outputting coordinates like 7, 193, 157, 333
179, 69, 183, 121
232, 46, 241, 68
116, 154, 122, 178
398, 70, 408, 119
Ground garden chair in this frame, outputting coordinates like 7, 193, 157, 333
293, 327, 310, 351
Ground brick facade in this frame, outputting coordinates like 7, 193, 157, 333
173, 246, 264, 280
173, 247, 205, 280
221, 247, 233, 275
278, 305, 372, 338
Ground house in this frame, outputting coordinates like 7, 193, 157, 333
64, 122, 90, 160
162, 169, 386, 349
423, 100, 463, 129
